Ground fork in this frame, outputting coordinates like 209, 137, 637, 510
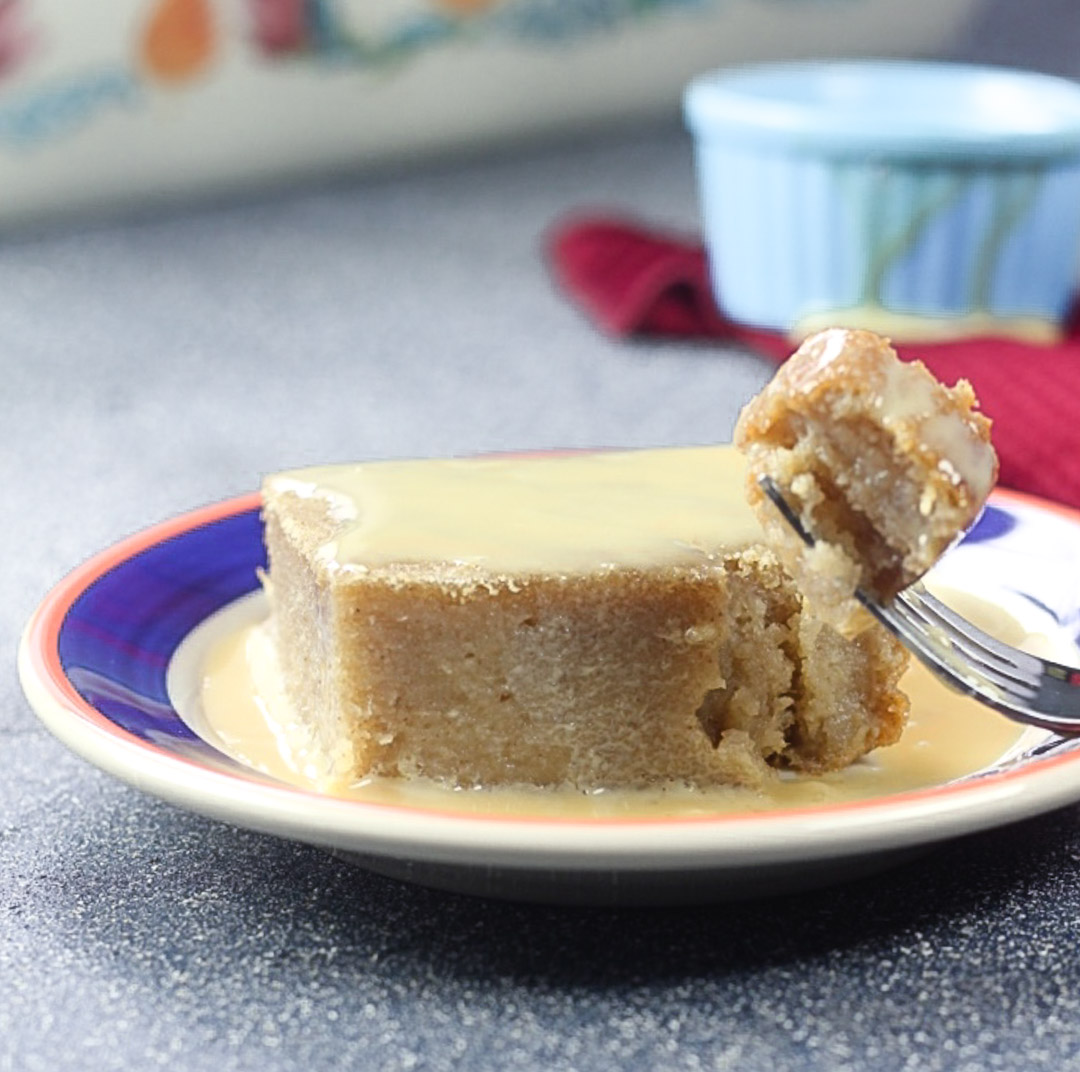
757, 475, 1080, 735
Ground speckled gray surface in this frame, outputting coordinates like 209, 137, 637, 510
8, 6, 1080, 1069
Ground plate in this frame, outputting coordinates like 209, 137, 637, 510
18, 487, 1080, 905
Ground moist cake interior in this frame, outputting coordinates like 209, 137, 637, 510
262, 446, 908, 793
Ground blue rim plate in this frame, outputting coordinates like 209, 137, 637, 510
17, 487, 1080, 904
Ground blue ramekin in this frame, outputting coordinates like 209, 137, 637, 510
683, 61, 1080, 342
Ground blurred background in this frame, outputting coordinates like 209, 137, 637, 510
4, 1, 1080, 222
7, 0, 1080, 656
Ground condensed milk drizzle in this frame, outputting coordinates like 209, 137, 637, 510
198, 601, 1029, 820
268, 448, 764, 575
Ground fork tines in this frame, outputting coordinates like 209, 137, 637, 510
756, 474, 1080, 734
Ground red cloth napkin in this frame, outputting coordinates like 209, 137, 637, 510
547, 215, 1080, 512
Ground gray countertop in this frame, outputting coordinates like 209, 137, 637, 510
8, 8, 1080, 1067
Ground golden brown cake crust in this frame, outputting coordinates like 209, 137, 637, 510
735, 328, 998, 628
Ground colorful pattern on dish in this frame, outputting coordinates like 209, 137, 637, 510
0, 0, 35, 79
0, 0, 711, 146
240, 0, 711, 59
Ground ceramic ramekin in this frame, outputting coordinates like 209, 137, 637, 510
684, 61, 1080, 342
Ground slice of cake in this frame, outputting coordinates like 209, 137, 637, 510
261, 446, 908, 792
735, 329, 998, 631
